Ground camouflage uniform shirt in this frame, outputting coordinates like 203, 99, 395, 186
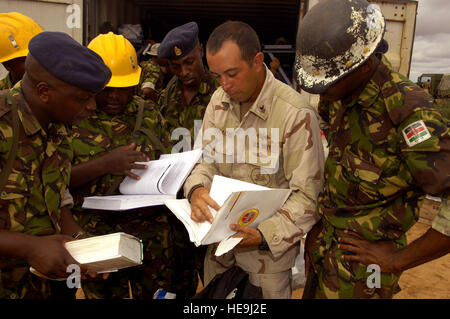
158, 72, 219, 147
0, 73, 13, 91
138, 59, 164, 98
311, 56, 450, 298
71, 96, 165, 202
0, 82, 72, 299
70, 96, 198, 299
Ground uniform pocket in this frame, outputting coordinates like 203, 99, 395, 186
1, 168, 31, 200
340, 150, 383, 184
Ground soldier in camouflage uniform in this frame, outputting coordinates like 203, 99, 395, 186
0, 32, 111, 299
184, 21, 325, 299
157, 22, 219, 287
70, 32, 198, 299
0, 73, 13, 91
0, 13, 43, 90
295, 0, 450, 299
138, 43, 169, 103
157, 22, 219, 148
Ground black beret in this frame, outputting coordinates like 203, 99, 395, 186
375, 39, 389, 54
158, 22, 199, 60
28, 31, 111, 94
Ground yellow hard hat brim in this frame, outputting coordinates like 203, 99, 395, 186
0, 48, 28, 63
106, 67, 142, 88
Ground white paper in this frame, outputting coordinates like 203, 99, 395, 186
209, 175, 269, 205
202, 189, 291, 245
119, 158, 173, 195
164, 199, 216, 246
119, 149, 203, 195
215, 237, 243, 257
82, 194, 175, 211
164, 185, 291, 246
83, 149, 202, 211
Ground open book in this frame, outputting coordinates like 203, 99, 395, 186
30, 232, 143, 280
164, 176, 291, 255
82, 149, 203, 211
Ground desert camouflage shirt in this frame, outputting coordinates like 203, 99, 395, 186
158, 72, 219, 146
184, 66, 325, 273
0, 82, 72, 235
70, 96, 166, 203
0, 73, 13, 91
318, 57, 450, 242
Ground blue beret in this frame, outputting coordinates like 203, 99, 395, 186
158, 22, 199, 60
28, 32, 111, 94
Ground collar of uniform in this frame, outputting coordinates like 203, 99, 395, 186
2, 72, 13, 89
337, 59, 387, 110
95, 99, 136, 120
48, 122, 69, 138
351, 59, 387, 109
171, 68, 216, 97
222, 64, 274, 121
13, 82, 43, 136
199, 71, 217, 95
126, 97, 140, 114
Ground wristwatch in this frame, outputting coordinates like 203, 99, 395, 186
72, 230, 87, 239
187, 183, 204, 203
257, 229, 270, 251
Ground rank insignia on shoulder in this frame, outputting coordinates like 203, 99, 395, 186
402, 120, 432, 147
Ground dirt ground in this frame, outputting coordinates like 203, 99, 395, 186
292, 221, 450, 299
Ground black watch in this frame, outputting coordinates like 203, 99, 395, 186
257, 229, 270, 251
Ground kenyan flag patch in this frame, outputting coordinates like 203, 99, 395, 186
402, 120, 432, 147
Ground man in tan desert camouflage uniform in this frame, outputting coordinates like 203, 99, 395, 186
184, 21, 325, 299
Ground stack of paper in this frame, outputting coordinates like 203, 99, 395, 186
64, 232, 143, 273
164, 176, 291, 254
82, 149, 203, 211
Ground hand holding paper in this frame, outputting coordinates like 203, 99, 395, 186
189, 187, 220, 223
164, 175, 291, 256
229, 224, 262, 248
104, 143, 149, 179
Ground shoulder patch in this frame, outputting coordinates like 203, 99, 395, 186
402, 120, 432, 147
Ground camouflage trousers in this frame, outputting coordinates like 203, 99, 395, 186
75, 206, 201, 299
303, 220, 404, 299
0, 267, 51, 299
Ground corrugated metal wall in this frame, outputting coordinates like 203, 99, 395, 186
85, 0, 140, 43
88, 0, 301, 45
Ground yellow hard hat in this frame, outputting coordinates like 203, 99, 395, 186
0, 12, 44, 63
88, 32, 142, 87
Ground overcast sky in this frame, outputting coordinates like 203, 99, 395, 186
409, 0, 450, 81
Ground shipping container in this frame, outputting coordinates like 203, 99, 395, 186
0, 0, 417, 92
